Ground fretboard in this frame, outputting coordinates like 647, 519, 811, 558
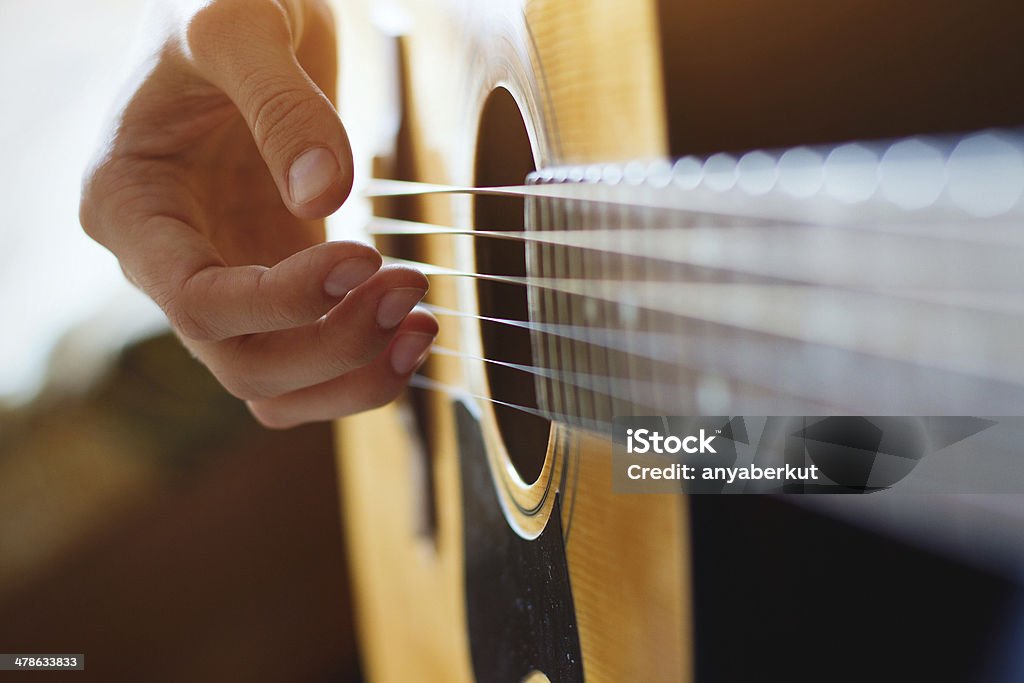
523, 129, 1024, 429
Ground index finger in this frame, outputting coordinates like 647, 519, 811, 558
114, 215, 381, 341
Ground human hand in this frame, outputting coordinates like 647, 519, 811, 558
80, 0, 436, 428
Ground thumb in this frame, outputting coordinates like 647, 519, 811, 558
186, 0, 352, 218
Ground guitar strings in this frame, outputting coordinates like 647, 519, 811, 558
359, 132, 1024, 424
415, 304, 1024, 412
421, 301, 867, 393
430, 344, 694, 408
407, 363, 851, 427
386, 255, 1024, 325
415, 296, 1024, 397
364, 177, 1024, 222
411, 342, 1011, 418
406, 373, 611, 433
392, 240, 1024, 383
425, 344, 854, 413
385, 255, 1024, 301
364, 166, 1024, 412
420, 302, 694, 365
366, 178, 745, 214
369, 190, 1024, 386
369, 215, 1024, 249
372, 220, 1024, 294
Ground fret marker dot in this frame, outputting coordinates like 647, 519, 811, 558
736, 150, 777, 195
824, 143, 879, 203
878, 138, 945, 210
672, 156, 703, 190
777, 147, 825, 198
702, 153, 738, 192
947, 132, 1024, 216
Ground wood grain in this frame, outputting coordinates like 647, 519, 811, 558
333, 1, 690, 680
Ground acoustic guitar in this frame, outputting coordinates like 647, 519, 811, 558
330, 1, 1024, 681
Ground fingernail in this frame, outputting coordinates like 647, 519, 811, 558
390, 332, 435, 375
324, 257, 378, 297
376, 287, 426, 329
289, 147, 338, 205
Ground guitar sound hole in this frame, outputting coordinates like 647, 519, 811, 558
474, 87, 550, 485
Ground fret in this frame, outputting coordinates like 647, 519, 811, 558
566, 189, 597, 427
524, 193, 549, 416
513, 128, 1024, 427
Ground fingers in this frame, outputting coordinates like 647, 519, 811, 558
176, 240, 381, 340
101, 214, 381, 341
185, 0, 352, 219
99, 213, 433, 420
205, 265, 430, 399
83, 0, 424, 428
246, 308, 439, 429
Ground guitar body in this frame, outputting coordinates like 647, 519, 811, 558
332, 0, 1024, 681
333, 1, 689, 681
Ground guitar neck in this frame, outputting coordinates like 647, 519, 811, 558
515, 129, 1024, 426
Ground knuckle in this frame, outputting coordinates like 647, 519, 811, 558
186, 0, 266, 59
164, 274, 219, 342
118, 262, 137, 288
247, 401, 297, 430
183, 3, 230, 61
252, 269, 312, 328
79, 156, 174, 248
164, 272, 220, 342
215, 365, 276, 402
180, 344, 277, 406
170, 267, 232, 341
266, 298, 307, 330
249, 86, 325, 156
166, 299, 217, 343
78, 190, 99, 239
217, 337, 289, 401
78, 156, 121, 242
319, 323, 378, 376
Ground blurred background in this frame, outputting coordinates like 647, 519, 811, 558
0, 2, 360, 679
